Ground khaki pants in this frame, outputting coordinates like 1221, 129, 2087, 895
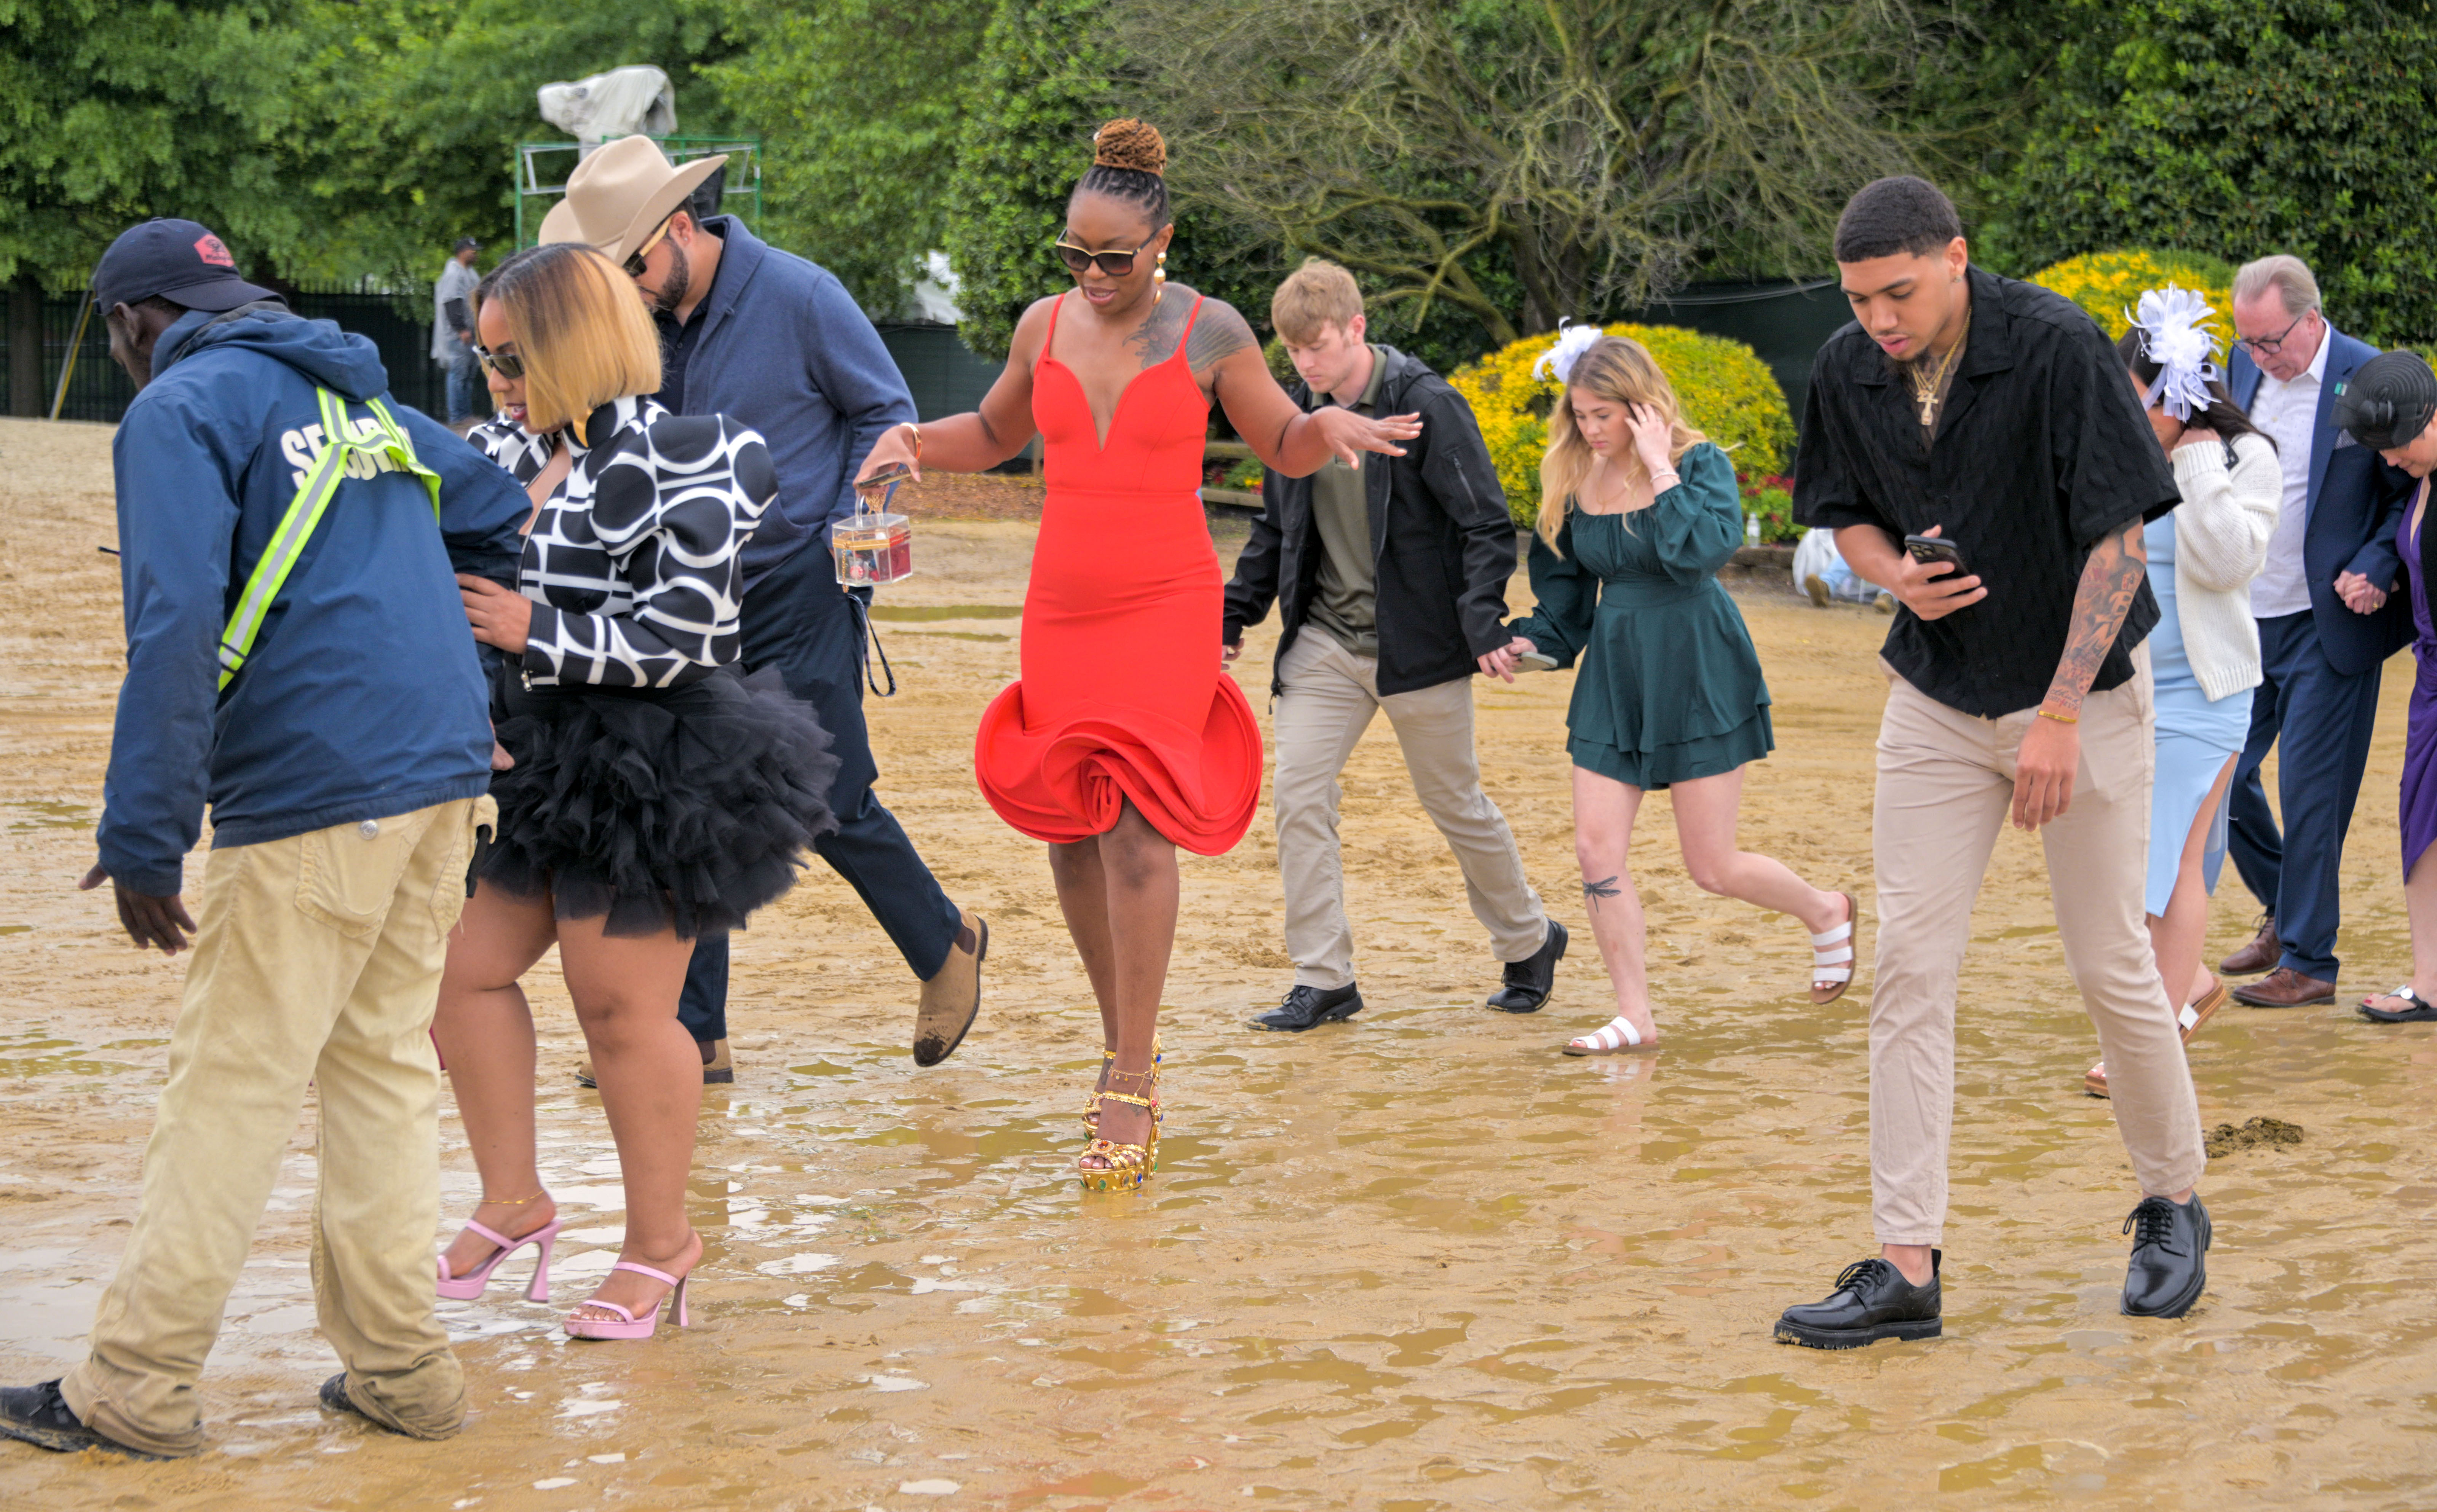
62, 796, 490, 1456
1274, 632, 1546, 988
1870, 656, 2205, 1244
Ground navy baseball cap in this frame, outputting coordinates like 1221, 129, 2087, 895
90, 219, 279, 313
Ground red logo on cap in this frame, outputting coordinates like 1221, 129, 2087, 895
194, 234, 236, 268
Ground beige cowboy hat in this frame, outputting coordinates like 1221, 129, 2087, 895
543, 135, 728, 264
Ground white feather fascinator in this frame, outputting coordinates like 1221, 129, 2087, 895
1532, 321, 1607, 387
2127, 286, 2222, 422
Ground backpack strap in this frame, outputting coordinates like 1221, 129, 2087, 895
216, 388, 442, 690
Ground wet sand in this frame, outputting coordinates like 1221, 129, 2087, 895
3, 414, 2434, 1509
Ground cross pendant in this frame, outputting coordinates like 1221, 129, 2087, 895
1919, 393, 1937, 427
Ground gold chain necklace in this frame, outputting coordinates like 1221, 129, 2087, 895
1909, 302, 1971, 427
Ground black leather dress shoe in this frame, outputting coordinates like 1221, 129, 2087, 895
0, 1380, 160, 1458
1774, 1252, 1942, 1348
1250, 982, 1364, 1032
2121, 1193, 2210, 1318
1487, 920, 1567, 1012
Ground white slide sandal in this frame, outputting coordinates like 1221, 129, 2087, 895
1810, 892, 1857, 1004
1564, 1015, 1658, 1055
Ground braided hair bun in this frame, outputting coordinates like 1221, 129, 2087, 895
1074, 118, 1171, 228
1092, 119, 1167, 175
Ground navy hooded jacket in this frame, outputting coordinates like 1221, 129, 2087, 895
96, 304, 529, 896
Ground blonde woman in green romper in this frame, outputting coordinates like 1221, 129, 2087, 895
1498, 333, 1856, 1053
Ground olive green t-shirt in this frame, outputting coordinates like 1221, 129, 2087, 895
1304, 345, 1389, 659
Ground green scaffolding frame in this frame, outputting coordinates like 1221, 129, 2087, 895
513, 136, 762, 248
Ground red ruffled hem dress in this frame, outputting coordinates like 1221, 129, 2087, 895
973, 293, 1262, 854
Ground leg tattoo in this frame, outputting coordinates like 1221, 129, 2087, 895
1583, 875, 1623, 911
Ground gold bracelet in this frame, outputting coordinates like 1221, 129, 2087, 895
2036, 707, 2079, 724
902, 421, 923, 460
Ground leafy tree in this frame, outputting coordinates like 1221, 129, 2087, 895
1117, 0, 1930, 345
285, 0, 746, 286
1989, 0, 2437, 344
941, 0, 1116, 360
0, 0, 310, 289
707, 0, 985, 313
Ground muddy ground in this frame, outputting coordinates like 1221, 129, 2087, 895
1, 415, 2433, 1510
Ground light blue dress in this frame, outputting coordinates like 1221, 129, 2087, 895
2143, 512, 2253, 916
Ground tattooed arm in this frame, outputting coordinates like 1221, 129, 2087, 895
1187, 293, 1423, 477
2011, 519, 2147, 830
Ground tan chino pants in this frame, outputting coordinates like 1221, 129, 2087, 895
1273, 632, 1547, 989
1869, 655, 2205, 1245
62, 796, 490, 1456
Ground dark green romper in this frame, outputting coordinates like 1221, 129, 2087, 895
1509, 442, 1774, 789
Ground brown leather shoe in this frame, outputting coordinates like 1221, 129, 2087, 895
913, 909, 987, 1067
2230, 966, 2335, 1008
2219, 914, 2279, 975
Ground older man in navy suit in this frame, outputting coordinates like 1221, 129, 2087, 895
2219, 255, 2416, 1006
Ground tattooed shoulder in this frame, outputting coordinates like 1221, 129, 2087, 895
1123, 290, 1194, 370
1184, 299, 1258, 375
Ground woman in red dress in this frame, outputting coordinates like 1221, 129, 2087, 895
854, 120, 1418, 1190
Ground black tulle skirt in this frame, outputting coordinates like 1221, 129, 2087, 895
482, 666, 840, 938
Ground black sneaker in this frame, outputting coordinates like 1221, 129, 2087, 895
0, 1380, 163, 1459
1249, 982, 1364, 1032
1774, 1252, 1943, 1348
1487, 920, 1567, 1013
2121, 1193, 2211, 1318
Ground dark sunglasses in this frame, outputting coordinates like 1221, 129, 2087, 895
622, 215, 677, 278
472, 344, 525, 380
1053, 238, 1153, 277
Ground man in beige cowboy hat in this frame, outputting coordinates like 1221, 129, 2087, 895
543, 135, 989, 1078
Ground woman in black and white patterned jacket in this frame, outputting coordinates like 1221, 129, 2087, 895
433, 244, 837, 1342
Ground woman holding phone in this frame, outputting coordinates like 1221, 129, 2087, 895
1498, 331, 1854, 1055
849, 120, 1417, 1190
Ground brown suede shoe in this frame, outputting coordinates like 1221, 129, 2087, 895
2220, 914, 2279, 976
913, 909, 987, 1067
2231, 966, 2335, 1008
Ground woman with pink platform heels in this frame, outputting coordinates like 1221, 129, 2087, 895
432, 244, 837, 1340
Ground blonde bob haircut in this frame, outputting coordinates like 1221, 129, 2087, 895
474, 243, 662, 439
1537, 335, 1705, 551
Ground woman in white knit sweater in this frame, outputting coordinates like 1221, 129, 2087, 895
2087, 317, 2282, 1097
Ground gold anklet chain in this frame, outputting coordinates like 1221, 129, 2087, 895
477, 1190, 547, 1206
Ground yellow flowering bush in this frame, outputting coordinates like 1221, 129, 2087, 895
1448, 324, 1795, 530
2029, 250, 2238, 349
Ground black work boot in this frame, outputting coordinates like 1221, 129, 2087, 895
1249, 982, 1364, 1032
1775, 1251, 1943, 1348
1487, 920, 1567, 1012
2121, 1193, 2211, 1319
0, 1380, 163, 1459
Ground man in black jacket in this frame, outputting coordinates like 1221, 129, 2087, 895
1223, 260, 1562, 1030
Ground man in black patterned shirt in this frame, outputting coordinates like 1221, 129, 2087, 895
1778, 178, 2210, 1347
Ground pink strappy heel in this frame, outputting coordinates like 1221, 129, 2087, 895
562, 1258, 695, 1341
436, 1217, 562, 1302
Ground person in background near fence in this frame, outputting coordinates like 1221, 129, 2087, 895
1219, 257, 1560, 1032
2082, 293, 2281, 1099
545, 135, 988, 1080
1781, 177, 2210, 1348
2333, 352, 2437, 1025
433, 237, 482, 426
852, 120, 1420, 1190
0, 218, 528, 1459
2213, 256, 2416, 1008
1496, 331, 1855, 1056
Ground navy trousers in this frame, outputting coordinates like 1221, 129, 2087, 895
676, 540, 962, 1043
2227, 609, 2384, 981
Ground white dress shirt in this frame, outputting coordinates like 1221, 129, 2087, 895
2247, 330, 2331, 619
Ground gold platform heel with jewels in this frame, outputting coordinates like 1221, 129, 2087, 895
1078, 1068, 1159, 1191
1082, 1032, 1162, 1134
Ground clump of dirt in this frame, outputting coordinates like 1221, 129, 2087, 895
2205, 1116, 2305, 1157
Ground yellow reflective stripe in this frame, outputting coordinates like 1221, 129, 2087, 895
217, 389, 364, 689
367, 396, 442, 519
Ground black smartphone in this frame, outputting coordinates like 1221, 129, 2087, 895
1903, 534, 1968, 575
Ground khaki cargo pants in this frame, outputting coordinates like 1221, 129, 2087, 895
62, 796, 492, 1456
